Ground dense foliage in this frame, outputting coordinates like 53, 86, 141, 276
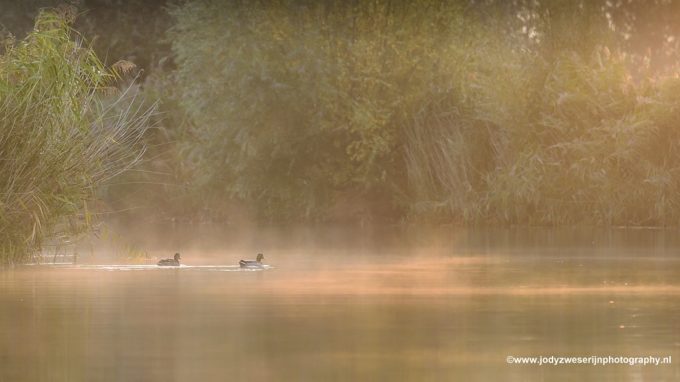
163, 0, 680, 225
168, 1, 479, 219
0, 10, 150, 263
6, 1, 680, 231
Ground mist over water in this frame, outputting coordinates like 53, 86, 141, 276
1, 226, 680, 381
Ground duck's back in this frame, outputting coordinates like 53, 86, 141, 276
158, 259, 179, 266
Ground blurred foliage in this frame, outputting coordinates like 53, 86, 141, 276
99, 72, 197, 222
168, 0, 480, 220
0, 10, 151, 263
163, 0, 680, 225
6, 1, 680, 226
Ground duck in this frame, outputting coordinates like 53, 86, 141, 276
158, 253, 181, 266
239, 253, 265, 268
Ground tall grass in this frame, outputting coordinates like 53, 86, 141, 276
0, 10, 151, 264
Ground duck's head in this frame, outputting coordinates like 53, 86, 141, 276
174, 253, 181, 261
256, 253, 264, 262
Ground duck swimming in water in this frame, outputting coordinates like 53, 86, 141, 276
239, 253, 265, 268
158, 253, 181, 266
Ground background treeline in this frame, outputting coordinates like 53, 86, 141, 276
6, 0, 680, 229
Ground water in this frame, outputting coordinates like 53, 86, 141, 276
1, 227, 680, 381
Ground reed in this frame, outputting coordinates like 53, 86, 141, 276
0, 11, 151, 263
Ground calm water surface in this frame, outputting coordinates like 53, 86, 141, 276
1, 227, 680, 381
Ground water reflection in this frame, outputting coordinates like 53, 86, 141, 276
1, 227, 680, 381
